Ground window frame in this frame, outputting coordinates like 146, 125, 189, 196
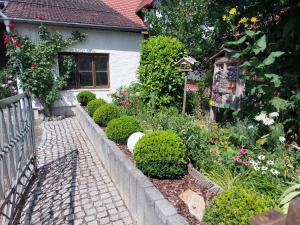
59, 52, 110, 89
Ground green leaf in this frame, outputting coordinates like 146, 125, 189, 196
245, 30, 255, 38
258, 51, 285, 68
279, 191, 300, 205
264, 73, 281, 87
225, 36, 247, 46
252, 35, 266, 55
270, 97, 290, 111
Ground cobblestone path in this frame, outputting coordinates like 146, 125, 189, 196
19, 117, 134, 225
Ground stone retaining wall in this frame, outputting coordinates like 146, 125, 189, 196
73, 105, 189, 225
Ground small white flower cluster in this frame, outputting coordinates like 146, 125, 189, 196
255, 112, 279, 126
250, 155, 280, 176
279, 136, 286, 143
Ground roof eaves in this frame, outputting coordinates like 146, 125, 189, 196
7, 17, 147, 33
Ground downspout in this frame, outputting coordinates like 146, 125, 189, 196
0, 11, 11, 32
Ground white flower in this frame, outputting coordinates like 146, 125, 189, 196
248, 125, 254, 129
269, 112, 279, 118
270, 169, 280, 176
279, 136, 286, 143
255, 113, 267, 121
267, 160, 274, 165
258, 155, 265, 161
254, 166, 260, 171
262, 171, 267, 175
262, 118, 275, 126
261, 166, 268, 171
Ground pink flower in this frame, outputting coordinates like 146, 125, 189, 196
31, 63, 37, 69
14, 40, 21, 47
36, 15, 45, 20
232, 155, 241, 162
243, 161, 251, 166
240, 149, 248, 155
3, 36, 12, 45
8, 22, 14, 30
119, 92, 125, 97
120, 100, 125, 105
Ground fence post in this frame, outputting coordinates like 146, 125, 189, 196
251, 210, 286, 225
286, 197, 300, 225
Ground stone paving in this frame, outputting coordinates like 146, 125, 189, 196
18, 117, 134, 225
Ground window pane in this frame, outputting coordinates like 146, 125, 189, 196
59, 55, 76, 87
80, 72, 93, 86
95, 56, 108, 71
96, 72, 108, 86
78, 55, 92, 71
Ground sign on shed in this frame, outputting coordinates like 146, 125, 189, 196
210, 48, 245, 120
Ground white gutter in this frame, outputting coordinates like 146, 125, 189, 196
0, 11, 11, 32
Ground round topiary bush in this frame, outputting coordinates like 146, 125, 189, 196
76, 91, 96, 106
133, 130, 188, 179
87, 98, 107, 116
203, 186, 276, 225
93, 103, 121, 126
106, 116, 143, 144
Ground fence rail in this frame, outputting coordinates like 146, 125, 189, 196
251, 197, 300, 225
0, 93, 37, 225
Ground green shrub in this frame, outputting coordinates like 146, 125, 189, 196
138, 36, 187, 108
203, 186, 276, 225
76, 91, 96, 106
133, 130, 188, 179
93, 103, 121, 126
87, 98, 107, 116
106, 116, 143, 144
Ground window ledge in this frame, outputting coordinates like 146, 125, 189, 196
62, 88, 111, 92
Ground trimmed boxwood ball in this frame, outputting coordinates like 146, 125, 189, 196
93, 103, 121, 126
106, 116, 143, 144
133, 130, 188, 179
87, 98, 107, 116
76, 91, 96, 106
203, 186, 276, 225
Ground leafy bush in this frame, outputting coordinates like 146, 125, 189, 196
87, 98, 106, 116
106, 116, 143, 144
203, 186, 276, 225
138, 36, 187, 108
76, 91, 96, 106
280, 176, 300, 213
133, 130, 188, 179
0, 68, 17, 99
93, 103, 121, 126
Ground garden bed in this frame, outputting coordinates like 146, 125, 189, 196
117, 143, 213, 225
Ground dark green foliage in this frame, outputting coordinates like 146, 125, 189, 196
76, 91, 96, 106
106, 116, 143, 144
138, 36, 187, 108
133, 130, 188, 179
0, 68, 17, 99
87, 98, 107, 116
203, 186, 276, 225
93, 103, 121, 126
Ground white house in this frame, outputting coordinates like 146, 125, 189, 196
0, 0, 155, 110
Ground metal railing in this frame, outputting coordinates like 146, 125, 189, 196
0, 93, 37, 225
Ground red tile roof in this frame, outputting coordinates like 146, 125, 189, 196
3, 0, 150, 32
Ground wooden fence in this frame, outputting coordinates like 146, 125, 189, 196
251, 197, 300, 225
0, 93, 37, 225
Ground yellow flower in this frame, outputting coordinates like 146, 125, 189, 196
251, 17, 257, 23
222, 14, 227, 21
229, 8, 237, 15
209, 99, 215, 106
238, 17, 248, 24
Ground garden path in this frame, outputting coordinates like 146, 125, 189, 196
18, 117, 134, 225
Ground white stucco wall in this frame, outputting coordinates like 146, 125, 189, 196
15, 24, 143, 108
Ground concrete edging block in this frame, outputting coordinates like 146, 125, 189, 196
73, 105, 190, 225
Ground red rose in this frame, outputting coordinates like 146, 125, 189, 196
14, 40, 21, 47
8, 22, 14, 29
31, 63, 37, 69
3, 36, 12, 45
36, 15, 45, 20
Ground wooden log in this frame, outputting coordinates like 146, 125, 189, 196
286, 197, 300, 225
251, 210, 286, 225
